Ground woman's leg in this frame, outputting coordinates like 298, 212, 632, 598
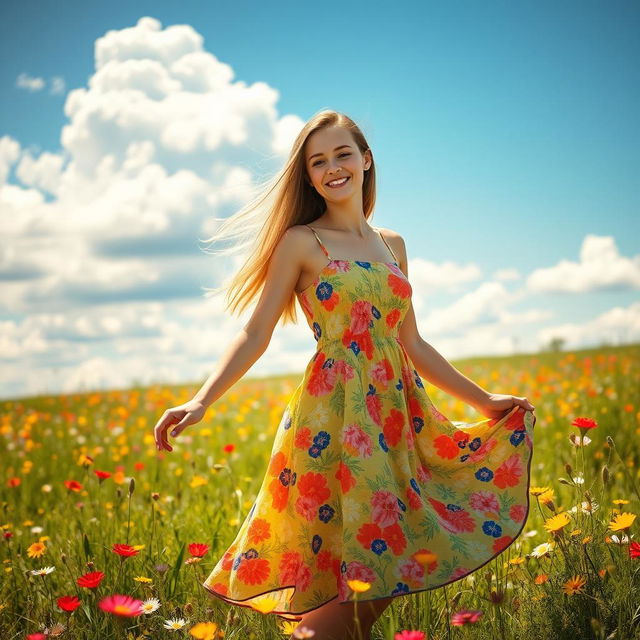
288, 595, 395, 640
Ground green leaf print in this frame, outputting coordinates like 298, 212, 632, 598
418, 509, 439, 541
433, 483, 458, 502
329, 381, 345, 415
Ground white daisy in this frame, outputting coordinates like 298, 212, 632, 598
139, 597, 161, 614
572, 474, 585, 485
163, 617, 188, 630
530, 542, 554, 558
30, 566, 55, 576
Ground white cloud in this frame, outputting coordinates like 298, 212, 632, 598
16, 72, 45, 92
527, 234, 640, 293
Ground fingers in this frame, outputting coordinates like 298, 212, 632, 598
154, 411, 176, 452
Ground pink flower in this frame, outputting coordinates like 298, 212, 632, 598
395, 631, 426, 640
451, 609, 483, 625
98, 594, 144, 617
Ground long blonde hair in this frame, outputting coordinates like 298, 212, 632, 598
200, 109, 378, 326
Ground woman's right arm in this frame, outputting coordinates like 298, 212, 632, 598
154, 227, 308, 451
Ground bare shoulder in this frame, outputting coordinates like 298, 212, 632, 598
376, 226, 407, 260
283, 224, 319, 258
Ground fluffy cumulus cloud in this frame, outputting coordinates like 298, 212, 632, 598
1, 16, 636, 399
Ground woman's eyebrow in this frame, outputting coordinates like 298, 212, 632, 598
308, 145, 352, 161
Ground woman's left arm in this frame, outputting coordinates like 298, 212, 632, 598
382, 228, 536, 420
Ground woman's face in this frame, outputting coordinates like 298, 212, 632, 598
305, 125, 371, 202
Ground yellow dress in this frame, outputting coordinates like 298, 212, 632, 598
202, 224, 536, 622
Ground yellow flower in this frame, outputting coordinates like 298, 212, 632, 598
570, 528, 582, 537
347, 579, 372, 593
612, 499, 629, 505
189, 622, 220, 640
27, 542, 46, 558
530, 486, 551, 497
534, 573, 549, 585
609, 512, 636, 532
508, 556, 526, 565
544, 511, 571, 533
251, 595, 279, 614
562, 575, 586, 596
133, 576, 152, 583
189, 475, 208, 489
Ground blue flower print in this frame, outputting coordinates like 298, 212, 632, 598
312, 322, 322, 341
413, 416, 424, 433
322, 358, 335, 369
475, 467, 494, 482
446, 503, 462, 512
482, 520, 503, 538
349, 341, 361, 356
313, 430, 331, 449
291, 471, 297, 486
279, 467, 292, 486
510, 429, 526, 447
318, 504, 335, 523
311, 534, 322, 554
367, 384, 377, 396
460, 453, 470, 462
413, 369, 424, 388
371, 538, 388, 555
244, 548, 259, 559
372, 305, 381, 319
355, 261, 372, 270
396, 378, 403, 390
283, 414, 292, 430
379, 432, 389, 452
232, 555, 242, 571
397, 497, 407, 512
316, 281, 333, 300
392, 582, 410, 596
308, 445, 323, 458
410, 478, 421, 495
468, 437, 482, 451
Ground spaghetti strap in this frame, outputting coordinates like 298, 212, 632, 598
305, 224, 332, 260
375, 227, 399, 263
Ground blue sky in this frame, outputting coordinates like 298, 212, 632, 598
1, 0, 638, 399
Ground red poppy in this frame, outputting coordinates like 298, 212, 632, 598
571, 417, 598, 430
57, 595, 81, 612
77, 570, 105, 588
64, 480, 83, 492
94, 470, 111, 479
112, 543, 139, 557
451, 609, 483, 625
223, 443, 235, 453
188, 543, 210, 558
629, 541, 640, 559
7, 477, 21, 488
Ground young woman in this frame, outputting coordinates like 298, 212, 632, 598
153, 110, 536, 640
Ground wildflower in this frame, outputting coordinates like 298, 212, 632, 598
133, 576, 152, 583
613, 499, 630, 506
57, 595, 81, 612
530, 542, 554, 558
77, 571, 105, 588
571, 417, 598, 431
451, 609, 483, 625
30, 566, 55, 576
572, 474, 585, 485
63, 480, 83, 492
293, 626, 317, 638
529, 487, 551, 497
189, 621, 221, 639
394, 632, 426, 640
570, 528, 583, 537
508, 556, 525, 565
139, 597, 161, 614
609, 512, 636, 532
534, 573, 549, 584
27, 542, 47, 558
188, 543, 210, 558
347, 579, 372, 593
112, 543, 139, 557
629, 541, 640, 558
98, 594, 144, 617
562, 575, 586, 596
163, 617, 188, 630
582, 536, 592, 544
251, 595, 279, 613
544, 512, 571, 534
569, 433, 591, 447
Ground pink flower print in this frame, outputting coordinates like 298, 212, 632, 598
509, 503, 526, 522
365, 392, 383, 426
469, 491, 500, 514
467, 436, 498, 463
371, 490, 401, 527
370, 358, 394, 388
279, 551, 313, 592
343, 424, 373, 458
349, 300, 373, 334
334, 359, 355, 384
430, 404, 448, 422
416, 463, 432, 484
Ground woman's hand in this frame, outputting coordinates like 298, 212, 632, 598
153, 399, 207, 452
473, 393, 535, 420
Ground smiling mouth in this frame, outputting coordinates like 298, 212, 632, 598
326, 177, 350, 188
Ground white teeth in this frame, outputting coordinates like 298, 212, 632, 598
328, 177, 348, 186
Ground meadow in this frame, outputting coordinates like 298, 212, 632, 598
1, 343, 639, 640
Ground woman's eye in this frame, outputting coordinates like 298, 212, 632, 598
313, 153, 351, 167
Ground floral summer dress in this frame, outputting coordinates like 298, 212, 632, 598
202, 224, 536, 622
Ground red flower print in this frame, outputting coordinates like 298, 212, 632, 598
469, 490, 500, 515
365, 392, 383, 426
383, 408, 405, 447
371, 490, 401, 527
467, 437, 498, 463
221, 549, 235, 571
280, 550, 312, 592
342, 327, 375, 360
268, 477, 289, 512
428, 498, 476, 534
211, 582, 228, 595
492, 535, 513, 553
503, 408, 526, 431
294, 427, 312, 449
386, 308, 401, 328
336, 461, 357, 494
237, 557, 270, 586
297, 472, 331, 506
493, 453, 523, 489
268, 451, 286, 476
349, 300, 374, 334
434, 434, 458, 459
388, 273, 412, 298
509, 504, 526, 523
247, 518, 271, 544
334, 359, 355, 384
406, 486, 422, 510
307, 352, 338, 396
370, 358, 394, 387
382, 522, 407, 555
453, 431, 470, 445
316, 549, 336, 571
343, 424, 373, 458
417, 463, 432, 484
356, 522, 384, 549
320, 291, 340, 311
